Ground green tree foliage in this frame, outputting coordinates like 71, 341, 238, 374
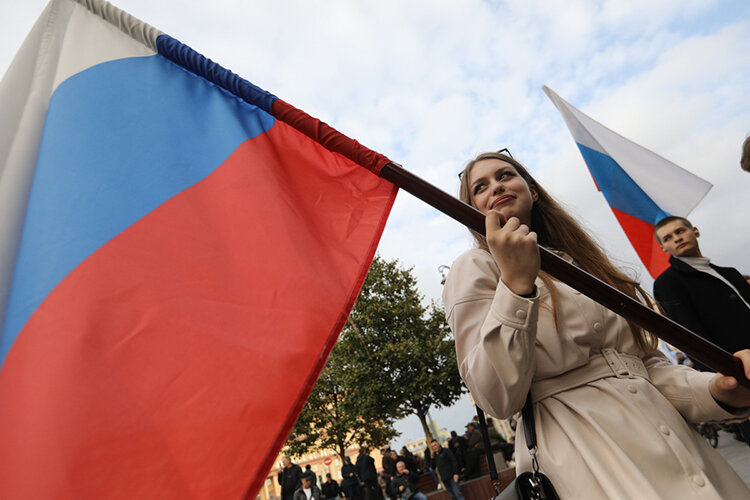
285, 255, 465, 458
345, 256, 465, 441
285, 337, 399, 460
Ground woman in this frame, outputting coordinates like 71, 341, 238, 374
442, 151, 750, 499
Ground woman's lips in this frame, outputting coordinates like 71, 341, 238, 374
491, 195, 514, 209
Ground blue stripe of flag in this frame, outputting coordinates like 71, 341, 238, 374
577, 144, 670, 225
1, 54, 275, 365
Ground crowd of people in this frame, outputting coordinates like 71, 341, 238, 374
277, 422, 516, 500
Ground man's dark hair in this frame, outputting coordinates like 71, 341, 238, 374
654, 216, 693, 242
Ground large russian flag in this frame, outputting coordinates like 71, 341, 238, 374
0, 0, 397, 498
543, 86, 712, 278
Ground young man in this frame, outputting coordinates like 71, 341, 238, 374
654, 216, 750, 444
294, 471, 322, 500
429, 440, 465, 500
653, 216, 750, 368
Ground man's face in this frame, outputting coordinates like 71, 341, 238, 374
302, 478, 312, 489
396, 462, 406, 474
656, 220, 701, 258
430, 441, 440, 453
390, 450, 398, 459
282, 457, 291, 468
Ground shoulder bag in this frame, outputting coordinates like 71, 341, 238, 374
477, 395, 560, 500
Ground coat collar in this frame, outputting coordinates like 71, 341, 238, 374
668, 255, 704, 274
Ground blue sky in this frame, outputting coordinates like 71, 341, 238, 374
2, 0, 749, 450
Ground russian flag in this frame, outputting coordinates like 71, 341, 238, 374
0, 0, 396, 498
543, 86, 712, 278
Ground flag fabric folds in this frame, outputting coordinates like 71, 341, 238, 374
543, 86, 712, 278
0, 0, 397, 498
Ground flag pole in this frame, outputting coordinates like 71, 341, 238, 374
155, 35, 748, 387
378, 161, 749, 387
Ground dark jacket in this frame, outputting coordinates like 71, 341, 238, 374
278, 464, 303, 499
654, 256, 750, 366
382, 453, 396, 476
340, 463, 359, 489
293, 484, 322, 500
321, 479, 340, 499
465, 428, 484, 450
356, 453, 378, 482
392, 470, 420, 498
449, 435, 467, 454
431, 447, 459, 481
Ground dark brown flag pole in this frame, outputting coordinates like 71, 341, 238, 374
378, 161, 750, 388
177, 47, 749, 388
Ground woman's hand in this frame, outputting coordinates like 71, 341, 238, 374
709, 349, 750, 409
486, 212, 540, 295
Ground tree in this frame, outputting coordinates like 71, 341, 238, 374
343, 256, 465, 442
285, 255, 465, 458
284, 332, 399, 460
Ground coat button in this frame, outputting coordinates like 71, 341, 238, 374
659, 425, 670, 435
627, 385, 637, 394
692, 475, 705, 487
593, 322, 603, 332
516, 310, 527, 320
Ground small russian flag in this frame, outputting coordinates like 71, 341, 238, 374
544, 86, 712, 278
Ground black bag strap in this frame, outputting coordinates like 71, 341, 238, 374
520, 393, 536, 451
476, 406, 498, 480
476, 392, 534, 482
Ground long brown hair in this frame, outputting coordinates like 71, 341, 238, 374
459, 152, 657, 352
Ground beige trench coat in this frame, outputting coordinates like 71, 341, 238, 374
443, 248, 750, 500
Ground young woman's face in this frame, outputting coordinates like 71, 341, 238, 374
468, 158, 538, 226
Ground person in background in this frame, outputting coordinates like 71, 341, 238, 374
321, 473, 341, 500
448, 430, 467, 474
340, 457, 360, 500
429, 440, 465, 500
356, 447, 382, 500
392, 461, 427, 500
462, 422, 484, 479
278, 456, 303, 500
294, 471, 321, 500
484, 416, 515, 465
381, 447, 397, 500
741, 134, 750, 172
444, 150, 750, 498
305, 465, 318, 486
653, 216, 750, 370
653, 215, 750, 444
398, 447, 419, 473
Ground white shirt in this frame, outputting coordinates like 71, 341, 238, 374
676, 256, 750, 310
303, 488, 312, 500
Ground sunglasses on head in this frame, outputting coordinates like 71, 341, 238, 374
458, 148, 513, 180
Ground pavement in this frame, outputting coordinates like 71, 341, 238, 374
714, 430, 750, 489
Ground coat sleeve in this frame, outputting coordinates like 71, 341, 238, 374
644, 350, 750, 423
442, 249, 539, 419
